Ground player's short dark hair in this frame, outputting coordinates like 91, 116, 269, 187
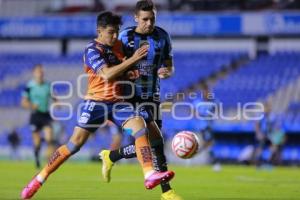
97, 11, 122, 28
135, 0, 156, 14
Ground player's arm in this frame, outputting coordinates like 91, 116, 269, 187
158, 58, 174, 79
158, 32, 174, 79
99, 45, 148, 81
117, 32, 139, 80
21, 87, 38, 111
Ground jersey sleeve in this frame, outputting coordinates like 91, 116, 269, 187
118, 31, 130, 57
118, 30, 126, 43
84, 46, 107, 73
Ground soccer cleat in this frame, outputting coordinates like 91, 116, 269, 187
99, 150, 114, 183
144, 171, 175, 190
21, 176, 42, 199
161, 189, 183, 200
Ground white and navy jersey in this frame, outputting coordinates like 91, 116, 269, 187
118, 26, 173, 98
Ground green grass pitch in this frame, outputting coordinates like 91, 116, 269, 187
1, 161, 300, 200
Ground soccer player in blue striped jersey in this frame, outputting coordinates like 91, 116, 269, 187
99, 1, 182, 200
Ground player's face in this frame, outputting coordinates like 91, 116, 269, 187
98, 25, 119, 46
135, 10, 156, 34
33, 66, 44, 83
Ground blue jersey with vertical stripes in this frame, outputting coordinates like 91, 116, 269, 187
118, 26, 173, 98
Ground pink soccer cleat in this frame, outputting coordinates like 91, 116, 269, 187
144, 170, 175, 190
21, 177, 42, 199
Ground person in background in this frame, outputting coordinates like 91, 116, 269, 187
21, 64, 56, 168
253, 102, 286, 167
7, 128, 21, 160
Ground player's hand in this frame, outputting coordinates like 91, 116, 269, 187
126, 70, 140, 80
122, 57, 127, 62
158, 67, 171, 79
132, 45, 149, 62
31, 104, 38, 111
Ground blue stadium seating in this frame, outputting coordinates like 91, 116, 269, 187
160, 51, 245, 96
213, 52, 300, 109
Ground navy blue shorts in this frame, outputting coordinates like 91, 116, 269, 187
30, 112, 52, 132
129, 98, 162, 129
76, 100, 150, 133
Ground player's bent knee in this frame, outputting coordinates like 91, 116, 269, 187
123, 116, 147, 137
123, 116, 146, 132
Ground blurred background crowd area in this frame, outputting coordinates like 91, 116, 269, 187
0, 0, 299, 165
0, 0, 299, 15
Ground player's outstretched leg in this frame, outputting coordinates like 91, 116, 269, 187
100, 122, 179, 194
21, 144, 73, 199
123, 117, 175, 189
99, 150, 114, 182
21, 127, 88, 199
99, 148, 175, 189
147, 122, 183, 199
99, 143, 136, 182
99, 146, 174, 189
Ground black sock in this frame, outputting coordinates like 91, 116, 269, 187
109, 141, 172, 193
151, 142, 171, 193
34, 146, 41, 168
109, 143, 136, 162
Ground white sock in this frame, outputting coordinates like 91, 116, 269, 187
144, 170, 155, 179
36, 174, 45, 184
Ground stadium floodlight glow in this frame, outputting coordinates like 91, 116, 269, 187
51, 81, 73, 100
50, 102, 73, 121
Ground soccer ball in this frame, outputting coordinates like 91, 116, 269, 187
171, 131, 200, 159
